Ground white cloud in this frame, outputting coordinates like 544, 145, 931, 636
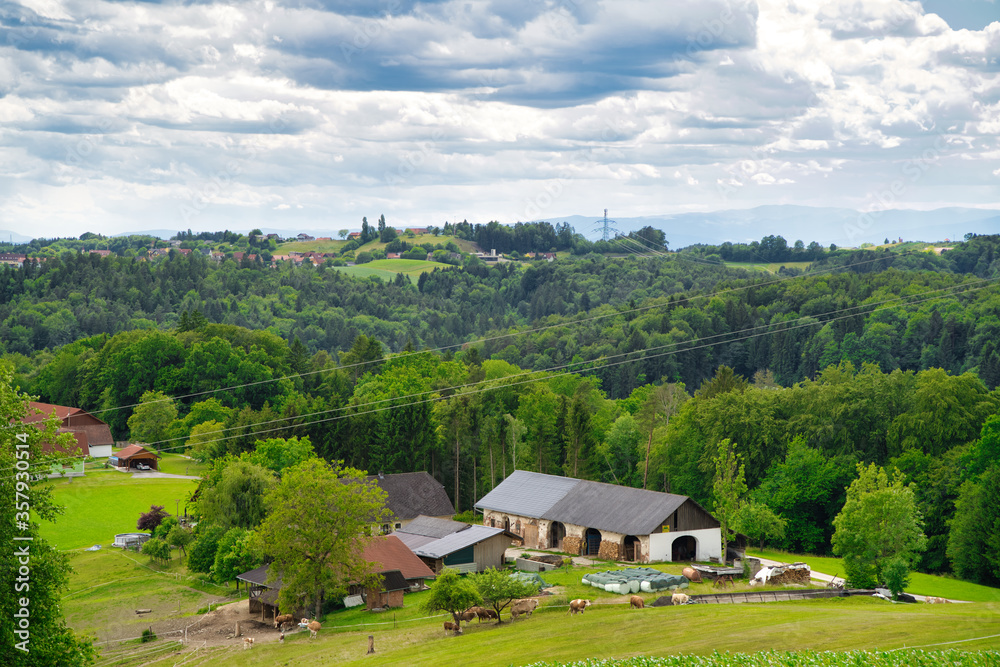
0, 0, 997, 237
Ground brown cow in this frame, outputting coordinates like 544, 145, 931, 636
481, 608, 498, 621
307, 620, 321, 639
274, 614, 295, 629
682, 567, 702, 583
569, 599, 591, 615
511, 598, 539, 619
629, 595, 644, 609
443, 621, 460, 634
466, 606, 489, 623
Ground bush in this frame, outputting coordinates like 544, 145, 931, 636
141, 628, 156, 643
141, 538, 171, 564
137, 505, 168, 532
356, 251, 373, 264
881, 556, 910, 599
153, 516, 179, 541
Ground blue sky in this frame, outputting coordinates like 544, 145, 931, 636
0, 0, 997, 239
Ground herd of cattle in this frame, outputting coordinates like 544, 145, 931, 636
445, 590, 692, 632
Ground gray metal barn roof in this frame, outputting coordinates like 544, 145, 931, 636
474, 470, 579, 518
476, 470, 706, 536
411, 525, 507, 559
392, 532, 438, 551
397, 515, 470, 539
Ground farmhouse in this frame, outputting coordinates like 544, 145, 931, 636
366, 471, 455, 532
392, 515, 516, 574
110, 444, 160, 471
24, 401, 115, 459
475, 470, 722, 564
357, 535, 436, 609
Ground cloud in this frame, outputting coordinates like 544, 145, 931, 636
0, 0, 998, 237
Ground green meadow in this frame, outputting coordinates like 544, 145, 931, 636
39, 470, 199, 551
333, 259, 452, 282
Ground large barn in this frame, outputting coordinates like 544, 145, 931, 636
475, 470, 722, 564
24, 401, 115, 459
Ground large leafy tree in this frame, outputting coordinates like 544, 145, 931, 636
0, 366, 97, 666
126, 390, 178, 450
252, 459, 391, 618
832, 463, 927, 589
197, 460, 276, 530
423, 568, 482, 635
470, 568, 539, 624
947, 466, 1000, 585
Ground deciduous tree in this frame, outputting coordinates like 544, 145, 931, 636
252, 459, 390, 618
832, 463, 926, 589
712, 438, 747, 563
423, 568, 482, 634
470, 568, 539, 623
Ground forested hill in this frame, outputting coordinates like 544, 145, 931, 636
4, 234, 1000, 580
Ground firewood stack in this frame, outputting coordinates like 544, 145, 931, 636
767, 562, 811, 585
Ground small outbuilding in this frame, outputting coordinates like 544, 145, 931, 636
111, 444, 160, 471
393, 515, 517, 574
475, 470, 723, 564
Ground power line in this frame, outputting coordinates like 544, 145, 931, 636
16, 275, 995, 473
81, 245, 952, 420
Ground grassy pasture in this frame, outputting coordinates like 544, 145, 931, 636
155, 452, 207, 477
130, 595, 1000, 666
63, 549, 230, 645
333, 259, 451, 282
722, 261, 815, 273
276, 239, 348, 253
748, 550, 1000, 603
38, 471, 199, 550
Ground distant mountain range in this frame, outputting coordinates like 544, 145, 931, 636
5, 206, 999, 247
545, 206, 1000, 248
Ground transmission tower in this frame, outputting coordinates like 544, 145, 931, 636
593, 208, 618, 242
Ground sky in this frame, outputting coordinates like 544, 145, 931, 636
0, 0, 998, 239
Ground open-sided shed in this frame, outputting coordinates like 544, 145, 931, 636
111, 444, 160, 471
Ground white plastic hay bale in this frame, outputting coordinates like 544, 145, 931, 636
629, 580, 640, 594
604, 583, 615, 593
640, 581, 652, 592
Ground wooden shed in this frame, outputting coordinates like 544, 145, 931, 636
111, 444, 160, 471
393, 516, 517, 574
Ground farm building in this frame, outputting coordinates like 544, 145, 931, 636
23, 401, 115, 459
356, 535, 436, 610
236, 564, 284, 621
110, 444, 160, 471
366, 471, 455, 532
392, 515, 517, 574
475, 470, 723, 564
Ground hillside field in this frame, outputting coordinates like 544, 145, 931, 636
38, 470, 199, 551
333, 258, 453, 282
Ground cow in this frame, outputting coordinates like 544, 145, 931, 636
307, 620, 321, 639
569, 599, 591, 615
274, 613, 295, 629
511, 598, 539, 619
671, 592, 690, 606
682, 567, 702, 583
459, 610, 478, 624
927, 597, 951, 604
443, 621, 460, 634
242, 637, 254, 650
629, 595, 644, 609
481, 608, 498, 621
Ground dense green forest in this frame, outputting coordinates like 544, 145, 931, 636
4, 231, 1000, 584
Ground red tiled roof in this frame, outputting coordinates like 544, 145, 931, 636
115, 444, 160, 460
23, 402, 81, 423
362, 535, 435, 581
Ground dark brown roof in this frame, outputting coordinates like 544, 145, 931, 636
362, 535, 435, 581
379, 570, 409, 592
366, 472, 455, 521
115, 444, 160, 460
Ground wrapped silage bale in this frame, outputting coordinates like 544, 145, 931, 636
629, 580, 640, 594
640, 581, 652, 592
604, 583, 615, 593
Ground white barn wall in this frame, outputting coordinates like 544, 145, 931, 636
648, 528, 722, 563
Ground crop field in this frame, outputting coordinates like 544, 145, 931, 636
38, 470, 199, 551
